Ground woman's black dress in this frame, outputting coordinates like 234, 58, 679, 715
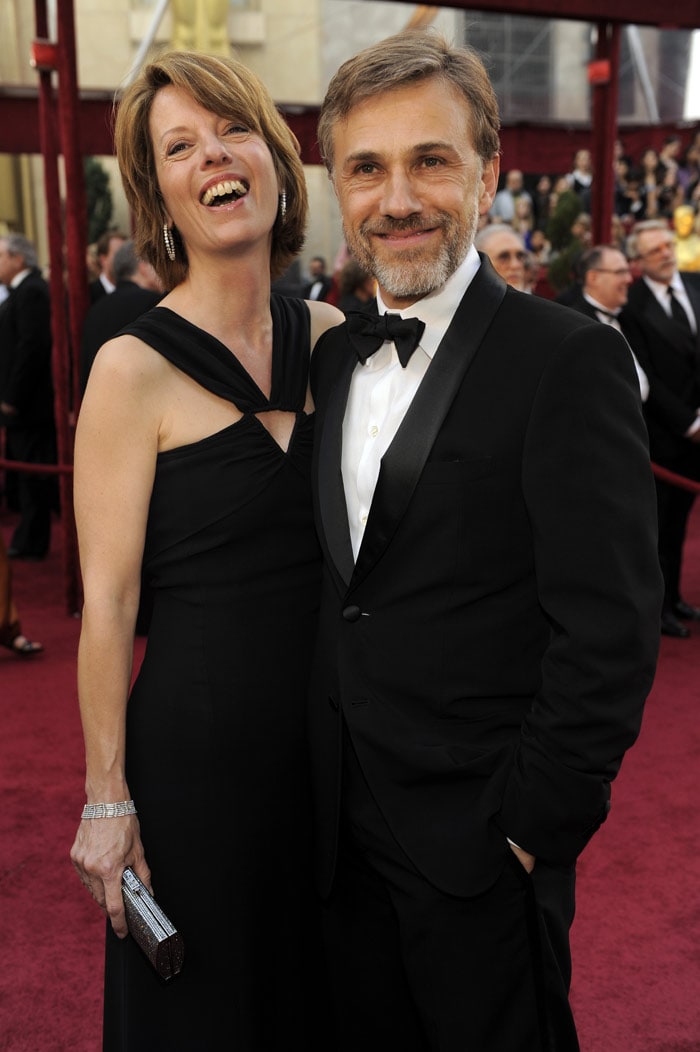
102, 298, 324, 1050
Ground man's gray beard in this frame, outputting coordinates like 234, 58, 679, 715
344, 209, 477, 301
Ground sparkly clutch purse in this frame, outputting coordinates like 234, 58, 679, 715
121, 867, 184, 981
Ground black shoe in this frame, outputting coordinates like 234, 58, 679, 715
661, 611, 690, 638
7, 548, 45, 561
672, 600, 700, 621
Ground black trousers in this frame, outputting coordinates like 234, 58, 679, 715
655, 473, 696, 608
6, 423, 56, 558
322, 744, 579, 1052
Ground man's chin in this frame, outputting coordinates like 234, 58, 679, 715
375, 262, 453, 301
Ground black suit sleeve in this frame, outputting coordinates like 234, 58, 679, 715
496, 322, 662, 863
3, 280, 52, 412
622, 312, 698, 436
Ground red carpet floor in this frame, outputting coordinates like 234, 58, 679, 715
1, 506, 699, 1051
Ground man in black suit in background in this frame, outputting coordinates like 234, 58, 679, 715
303, 255, 333, 301
309, 31, 662, 1052
0, 234, 56, 559
567, 243, 649, 403
621, 219, 700, 638
80, 239, 163, 394
88, 228, 127, 304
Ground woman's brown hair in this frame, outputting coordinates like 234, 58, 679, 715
114, 50, 308, 286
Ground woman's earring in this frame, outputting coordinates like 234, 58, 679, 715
279, 191, 287, 223
163, 223, 176, 262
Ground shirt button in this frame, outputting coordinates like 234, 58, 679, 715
368, 424, 379, 437
360, 514, 368, 525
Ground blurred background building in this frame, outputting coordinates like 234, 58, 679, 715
0, 0, 698, 273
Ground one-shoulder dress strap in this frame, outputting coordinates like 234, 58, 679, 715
119, 295, 311, 414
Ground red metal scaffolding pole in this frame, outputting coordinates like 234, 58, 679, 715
56, 0, 90, 417
31, 0, 84, 615
590, 20, 621, 247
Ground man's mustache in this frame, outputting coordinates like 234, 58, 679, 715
359, 214, 450, 236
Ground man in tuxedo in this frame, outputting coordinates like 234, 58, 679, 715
0, 234, 56, 559
621, 219, 700, 638
567, 243, 649, 403
309, 31, 662, 1052
88, 229, 127, 304
80, 239, 163, 394
303, 255, 333, 301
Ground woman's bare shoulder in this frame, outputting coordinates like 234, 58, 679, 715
85, 332, 170, 400
306, 299, 345, 354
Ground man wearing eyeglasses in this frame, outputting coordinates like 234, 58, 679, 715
474, 223, 528, 291
567, 244, 649, 402
621, 219, 700, 638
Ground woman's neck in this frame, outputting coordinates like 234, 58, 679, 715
162, 249, 273, 352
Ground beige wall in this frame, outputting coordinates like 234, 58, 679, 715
1, 1, 461, 277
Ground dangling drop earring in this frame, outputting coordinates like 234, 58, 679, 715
163, 223, 176, 262
279, 190, 287, 223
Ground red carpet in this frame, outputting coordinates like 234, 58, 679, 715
1, 506, 700, 1051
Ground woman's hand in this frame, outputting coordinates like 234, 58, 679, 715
70, 815, 151, 938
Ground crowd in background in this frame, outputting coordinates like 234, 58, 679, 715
273, 131, 700, 311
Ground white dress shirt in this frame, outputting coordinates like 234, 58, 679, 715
342, 249, 481, 560
99, 272, 116, 295
582, 293, 650, 402
10, 268, 31, 290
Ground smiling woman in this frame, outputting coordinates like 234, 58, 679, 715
69, 50, 342, 1052
114, 50, 308, 289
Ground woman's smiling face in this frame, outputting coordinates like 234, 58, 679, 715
149, 84, 281, 264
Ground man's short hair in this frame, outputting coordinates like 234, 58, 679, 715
4, 234, 38, 270
95, 229, 127, 258
317, 29, 500, 173
626, 219, 670, 259
112, 240, 140, 284
579, 245, 618, 283
474, 224, 525, 253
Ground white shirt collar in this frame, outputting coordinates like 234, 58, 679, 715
10, 268, 31, 289
375, 247, 481, 360
583, 292, 620, 317
644, 271, 683, 297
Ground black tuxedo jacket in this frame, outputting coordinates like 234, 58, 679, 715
309, 257, 662, 899
0, 269, 53, 425
565, 288, 604, 323
303, 276, 333, 302
80, 281, 163, 393
620, 274, 700, 468
88, 277, 108, 305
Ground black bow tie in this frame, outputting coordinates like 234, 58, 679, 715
345, 311, 425, 368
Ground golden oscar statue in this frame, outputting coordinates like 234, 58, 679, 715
171, 0, 230, 56
673, 205, 700, 272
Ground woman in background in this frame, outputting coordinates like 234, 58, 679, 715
70, 51, 340, 1050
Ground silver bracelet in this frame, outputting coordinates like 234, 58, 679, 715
81, 800, 137, 820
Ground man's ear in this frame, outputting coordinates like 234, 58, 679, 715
328, 168, 341, 202
479, 155, 500, 215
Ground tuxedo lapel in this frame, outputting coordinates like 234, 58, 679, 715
351, 257, 507, 587
317, 344, 356, 587
640, 282, 696, 355
681, 275, 700, 349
